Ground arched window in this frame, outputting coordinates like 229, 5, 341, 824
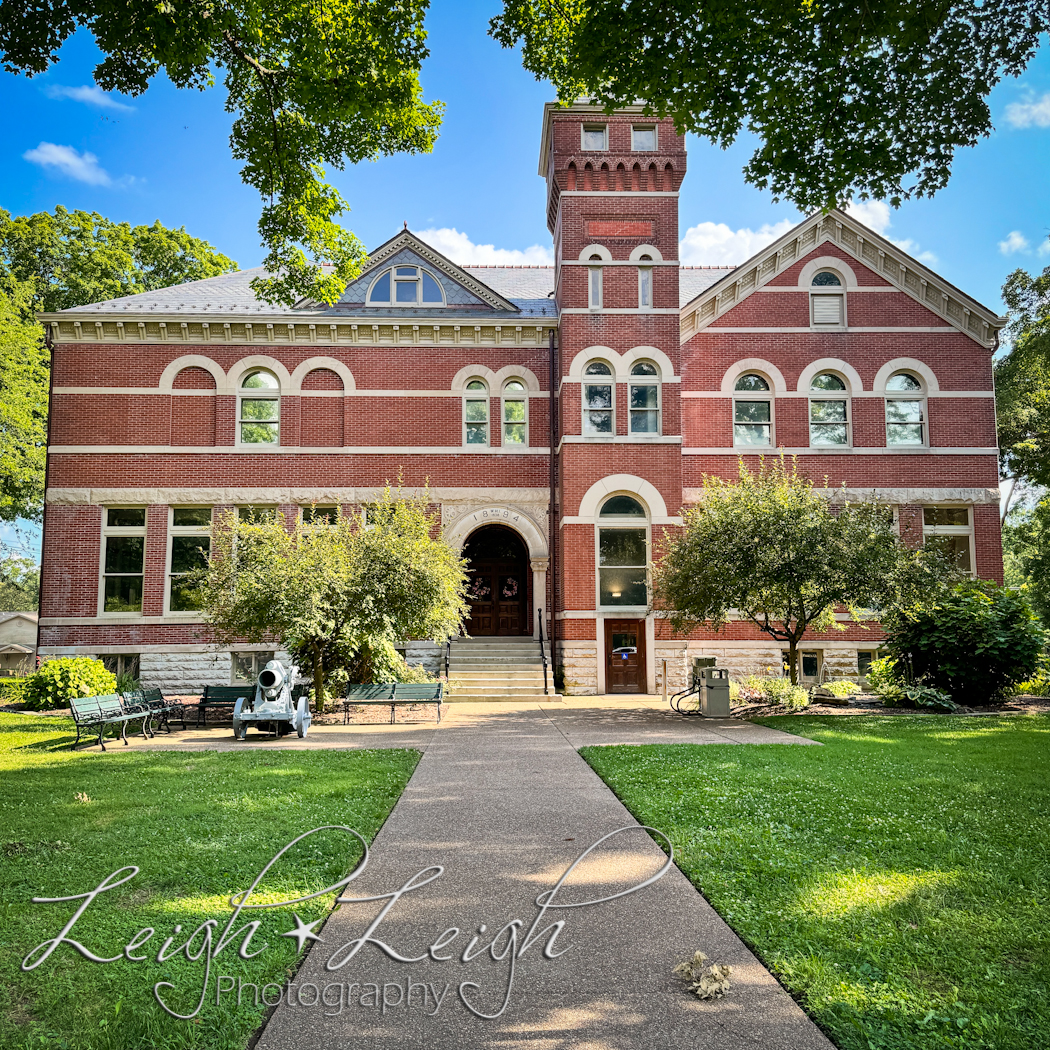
811, 270, 845, 326
464, 379, 489, 446
588, 254, 603, 309
239, 369, 280, 445
733, 373, 772, 446
597, 495, 649, 607
583, 361, 614, 435
629, 362, 660, 434
638, 258, 653, 309
502, 380, 527, 447
885, 371, 926, 446
809, 372, 849, 446
367, 266, 445, 306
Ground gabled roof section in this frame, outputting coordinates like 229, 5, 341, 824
337, 229, 520, 313
680, 209, 1007, 349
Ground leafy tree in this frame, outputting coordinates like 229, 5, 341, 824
190, 491, 468, 708
0, 1, 442, 306
652, 457, 956, 683
0, 278, 49, 522
882, 580, 1045, 703
996, 263, 1050, 516
1002, 499, 1050, 623
492, 1, 1049, 211
0, 553, 40, 610
0, 207, 237, 312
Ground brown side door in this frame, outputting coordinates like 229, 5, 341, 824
605, 619, 646, 693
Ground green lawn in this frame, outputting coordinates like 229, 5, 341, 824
582, 715, 1050, 1050
0, 713, 419, 1050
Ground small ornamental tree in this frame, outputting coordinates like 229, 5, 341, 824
190, 488, 468, 709
22, 657, 116, 711
653, 457, 955, 684
883, 581, 1045, 703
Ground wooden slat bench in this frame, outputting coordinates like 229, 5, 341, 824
122, 688, 188, 734
70, 694, 152, 750
196, 685, 253, 728
343, 682, 444, 725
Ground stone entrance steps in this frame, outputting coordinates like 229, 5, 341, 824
447, 636, 556, 702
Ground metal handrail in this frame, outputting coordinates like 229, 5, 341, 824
538, 609, 549, 695
444, 636, 452, 680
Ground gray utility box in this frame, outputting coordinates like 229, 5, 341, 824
700, 667, 731, 718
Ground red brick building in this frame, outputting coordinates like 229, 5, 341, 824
37, 102, 1005, 694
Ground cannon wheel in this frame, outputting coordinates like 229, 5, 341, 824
232, 698, 247, 740
295, 697, 309, 738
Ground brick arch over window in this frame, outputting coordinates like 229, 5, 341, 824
172, 366, 216, 389
301, 368, 344, 391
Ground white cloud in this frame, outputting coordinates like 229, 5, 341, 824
678, 219, 794, 266
44, 84, 133, 112
1038, 239, 1050, 257
1005, 93, 1050, 129
846, 200, 937, 265
999, 230, 1030, 255
415, 227, 554, 265
23, 142, 113, 185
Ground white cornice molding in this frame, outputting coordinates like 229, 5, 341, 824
679, 209, 1007, 349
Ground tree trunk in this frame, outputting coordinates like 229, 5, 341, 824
311, 645, 325, 713
786, 636, 799, 685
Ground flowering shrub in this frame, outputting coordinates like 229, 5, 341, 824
823, 680, 861, 698
22, 658, 117, 711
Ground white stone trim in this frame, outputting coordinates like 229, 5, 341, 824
443, 504, 548, 558
692, 326, 959, 334
289, 357, 357, 393
47, 444, 552, 455
451, 364, 541, 395
578, 243, 613, 262
720, 359, 788, 396
628, 244, 664, 262
681, 446, 997, 456
229, 355, 292, 390
567, 345, 676, 381
797, 358, 864, 394
683, 486, 1000, 505
680, 389, 993, 399
872, 357, 941, 393
798, 256, 859, 289
576, 474, 670, 520
159, 355, 228, 393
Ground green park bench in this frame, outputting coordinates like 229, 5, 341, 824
343, 682, 444, 725
122, 687, 188, 735
69, 693, 152, 750
195, 685, 253, 728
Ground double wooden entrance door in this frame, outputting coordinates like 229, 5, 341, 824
464, 525, 529, 636
605, 619, 646, 693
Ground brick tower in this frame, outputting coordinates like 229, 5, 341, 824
539, 102, 687, 693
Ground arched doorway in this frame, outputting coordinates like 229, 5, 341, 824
463, 525, 530, 636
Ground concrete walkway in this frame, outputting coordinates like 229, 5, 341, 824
251, 703, 831, 1050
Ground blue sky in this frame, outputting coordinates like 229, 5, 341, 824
3, 3, 1050, 552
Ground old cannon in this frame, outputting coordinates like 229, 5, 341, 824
232, 660, 312, 740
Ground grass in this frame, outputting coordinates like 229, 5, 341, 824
581, 715, 1050, 1050
0, 712, 419, 1050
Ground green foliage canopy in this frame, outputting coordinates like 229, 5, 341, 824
190, 491, 468, 707
492, 1, 1049, 211
882, 580, 1045, 702
0, 553, 40, 610
0, 0, 442, 306
652, 457, 955, 683
0, 206, 237, 312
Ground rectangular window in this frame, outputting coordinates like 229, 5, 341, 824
584, 382, 614, 434
101, 653, 140, 680
240, 397, 279, 444
101, 507, 146, 613
238, 506, 278, 522
232, 651, 274, 685
631, 125, 656, 151
734, 400, 771, 446
502, 396, 527, 446
168, 507, 211, 612
857, 651, 876, 677
811, 294, 844, 326
589, 267, 602, 309
923, 505, 973, 573
581, 124, 607, 150
465, 397, 489, 444
886, 399, 925, 445
638, 267, 652, 308
629, 382, 659, 433
598, 528, 648, 606
810, 399, 848, 445
302, 505, 338, 524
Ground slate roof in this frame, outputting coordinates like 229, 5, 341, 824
59, 263, 733, 315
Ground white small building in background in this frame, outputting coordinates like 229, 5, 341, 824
0, 612, 37, 676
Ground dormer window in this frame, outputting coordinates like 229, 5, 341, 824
367, 266, 445, 306
582, 124, 607, 151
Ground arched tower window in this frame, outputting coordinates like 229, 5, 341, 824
239, 369, 280, 445
629, 362, 660, 434
733, 373, 772, 447
583, 361, 614, 435
809, 372, 850, 446
502, 380, 527, 447
464, 379, 489, 446
885, 372, 926, 446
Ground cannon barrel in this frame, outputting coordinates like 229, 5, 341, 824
257, 660, 288, 698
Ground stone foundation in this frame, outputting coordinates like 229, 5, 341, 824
558, 641, 599, 695
138, 649, 293, 694
403, 642, 442, 676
